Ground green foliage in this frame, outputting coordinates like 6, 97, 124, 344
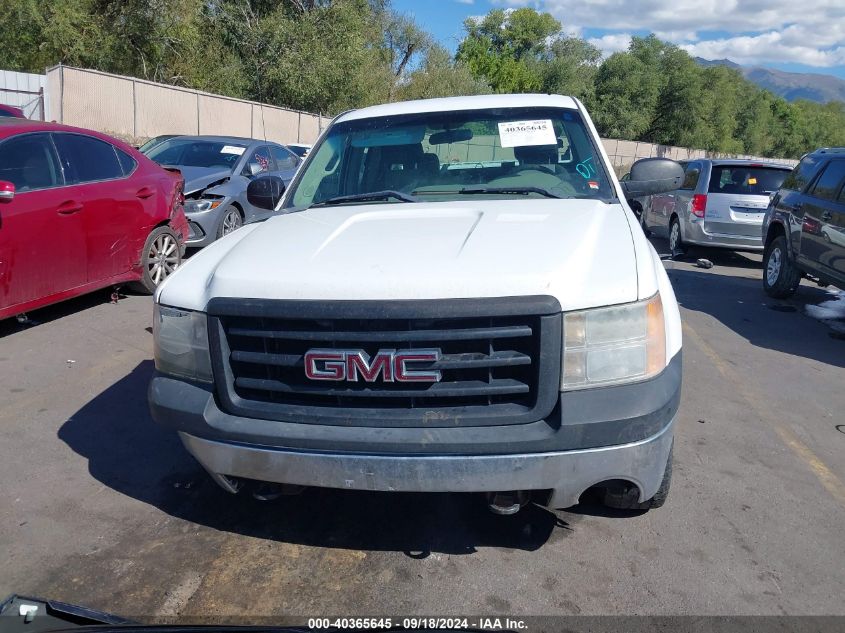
540, 37, 602, 102
396, 45, 492, 101
1, 1, 842, 157
455, 8, 560, 93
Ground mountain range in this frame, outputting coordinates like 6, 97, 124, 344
694, 57, 845, 104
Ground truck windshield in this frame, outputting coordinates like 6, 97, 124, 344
284, 107, 614, 210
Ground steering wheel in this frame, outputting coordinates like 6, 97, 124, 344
518, 165, 557, 176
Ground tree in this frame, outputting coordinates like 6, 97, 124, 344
540, 37, 602, 102
379, 11, 432, 100
456, 8, 560, 93
592, 48, 660, 139
396, 45, 491, 101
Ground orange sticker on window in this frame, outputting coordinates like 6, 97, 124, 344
748, 177, 757, 185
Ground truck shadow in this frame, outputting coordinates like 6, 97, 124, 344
668, 267, 844, 368
58, 361, 577, 556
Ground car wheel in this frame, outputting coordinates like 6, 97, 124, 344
131, 226, 182, 294
669, 216, 686, 257
602, 442, 673, 510
763, 235, 801, 298
217, 206, 243, 239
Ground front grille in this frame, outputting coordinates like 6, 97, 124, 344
208, 297, 561, 428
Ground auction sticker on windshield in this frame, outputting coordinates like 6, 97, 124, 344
220, 145, 246, 155
498, 119, 556, 147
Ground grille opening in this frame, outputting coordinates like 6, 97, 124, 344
209, 300, 559, 427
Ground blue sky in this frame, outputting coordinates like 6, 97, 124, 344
392, 0, 845, 79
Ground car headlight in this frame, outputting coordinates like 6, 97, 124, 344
184, 199, 223, 213
153, 304, 213, 382
562, 293, 666, 390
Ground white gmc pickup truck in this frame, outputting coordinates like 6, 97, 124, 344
149, 94, 684, 514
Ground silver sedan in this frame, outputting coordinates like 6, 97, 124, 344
144, 136, 301, 247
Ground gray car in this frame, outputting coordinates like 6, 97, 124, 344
641, 159, 792, 254
144, 136, 300, 247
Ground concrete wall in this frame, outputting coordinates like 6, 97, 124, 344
601, 138, 799, 174
45, 65, 325, 145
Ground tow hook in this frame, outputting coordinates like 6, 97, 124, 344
486, 490, 531, 515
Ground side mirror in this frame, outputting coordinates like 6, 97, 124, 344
620, 158, 684, 198
0, 181, 15, 202
247, 175, 285, 210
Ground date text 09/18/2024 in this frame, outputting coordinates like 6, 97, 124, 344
306, 617, 528, 630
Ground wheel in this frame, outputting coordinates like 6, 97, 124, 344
131, 226, 182, 294
763, 235, 801, 298
602, 442, 673, 510
669, 216, 686, 257
216, 206, 243, 239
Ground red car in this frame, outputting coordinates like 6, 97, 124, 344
0, 104, 25, 118
0, 119, 188, 320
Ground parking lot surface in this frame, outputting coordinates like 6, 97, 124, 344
1, 241, 844, 618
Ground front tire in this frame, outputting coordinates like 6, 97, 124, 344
132, 226, 182, 294
216, 206, 243, 240
763, 235, 801, 298
669, 216, 686, 257
602, 442, 673, 510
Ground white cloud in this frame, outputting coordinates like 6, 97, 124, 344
454, 0, 475, 4
491, 0, 845, 68
587, 33, 632, 57
682, 35, 845, 67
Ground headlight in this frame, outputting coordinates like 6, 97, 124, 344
153, 304, 213, 382
562, 293, 666, 390
184, 199, 223, 213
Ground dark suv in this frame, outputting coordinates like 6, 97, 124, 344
762, 148, 845, 298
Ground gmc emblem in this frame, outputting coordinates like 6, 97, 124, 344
304, 349, 442, 383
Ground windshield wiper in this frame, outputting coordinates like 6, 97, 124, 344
310, 190, 417, 207
414, 186, 561, 199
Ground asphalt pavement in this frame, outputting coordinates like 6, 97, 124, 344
1, 240, 844, 619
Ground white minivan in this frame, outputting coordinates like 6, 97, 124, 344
641, 159, 792, 255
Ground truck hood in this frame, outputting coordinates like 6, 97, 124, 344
160, 199, 639, 312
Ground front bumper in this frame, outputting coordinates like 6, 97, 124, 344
184, 199, 232, 247
179, 420, 673, 509
149, 352, 681, 508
